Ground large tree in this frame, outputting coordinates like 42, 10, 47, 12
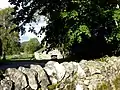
9, 0, 120, 59
0, 7, 20, 57
23, 38, 40, 54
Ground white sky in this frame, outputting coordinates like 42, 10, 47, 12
0, 0, 11, 9
0, 0, 46, 43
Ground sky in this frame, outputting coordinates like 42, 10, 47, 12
0, 0, 47, 43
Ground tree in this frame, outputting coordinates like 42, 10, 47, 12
0, 39, 2, 59
20, 41, 28, 52
9, 0, 120, 59
0, 7, 20, 58
23, 38, 40, 54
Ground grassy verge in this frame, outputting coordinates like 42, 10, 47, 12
96, 74, 120, 90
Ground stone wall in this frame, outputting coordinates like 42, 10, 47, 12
1, 56, 120, 90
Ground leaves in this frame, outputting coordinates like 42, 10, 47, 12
0, 7, 20, 55
23, 38, 40, 54
9, 0, 120, 58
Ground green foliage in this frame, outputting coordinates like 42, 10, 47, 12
9, 0, 120, 59
96, 82, 112, 90
5, 54, 34, 60
38, 88, 42, 90
95, 55, 109, 62
12, 54, 34, 59
96, 74, 120, 90
20, 41, 28, 52
48, 83, 59, 90
23, 38, 40, 54
112, 74, 120, 90
0, 7, 20, 56
0, 39, 2, 56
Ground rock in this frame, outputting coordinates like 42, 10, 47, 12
80, 61, 105, 76
0, 79, 13, 90
5, 68, 27, 90
30, 64, 50, 90
18, 67, 38, 90
24, 86, 34, 90
106, 56, 120, 72
71, 62, 86, 78
62, 62, 86, 79
79, 60, 87, 64
86, 74, 105, 90
76, 84, 84, 90
61, 62, 73, 78
59, 62, 86, 89
1, 56, 120, 90
84, 80, 90, 86
44, 61, 65, 84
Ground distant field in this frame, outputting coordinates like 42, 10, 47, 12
4, 54, 35, 60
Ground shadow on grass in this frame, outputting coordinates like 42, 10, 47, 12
0, 54, 86, 70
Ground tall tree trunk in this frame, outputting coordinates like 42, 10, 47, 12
0, 39, 2, 60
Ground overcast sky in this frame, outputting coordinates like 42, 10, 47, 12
0, 0, 46, 43
0, 0, 11, 9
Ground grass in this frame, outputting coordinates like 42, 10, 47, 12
96, 74, 120, 90
95, 55, 109, 62
96, 82, 112, 90
0, 54, 35, 61
112, 74, 120, 90
48, 83, 60, 90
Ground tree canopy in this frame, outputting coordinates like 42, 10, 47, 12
21, 38, 40, 54
0, 7, 20, 56
9, 0, 120, 59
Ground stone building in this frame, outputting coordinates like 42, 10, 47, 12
34, 48, 63, 60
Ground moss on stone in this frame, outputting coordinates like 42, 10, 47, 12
96, 82, 111, 90
112, 74, 120, 90
38, 88, 42, 90
95, 55, 108, 62
48, 83, 60, 90
65, 83, 75, 90
96, 74, 120, 90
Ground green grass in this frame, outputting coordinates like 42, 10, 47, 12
0, 54, 35, 61
112, 74, 120, 90
48, 83, 59, 90
95, 55, 109, 62
96, 82, 112, 90
96, 74, 120, 90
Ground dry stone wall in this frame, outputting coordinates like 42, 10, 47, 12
0, 56, 120, 90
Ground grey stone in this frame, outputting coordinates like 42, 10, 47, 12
84, 80, 90, 86
61, 62, 73, 78
75, 84, 84, 90
1, 56, 120, 90
0, 79, 13, 90
5, 68, 27, 90
80, 61, 105, 76
86, 74, 105, 90
70, 62, 86, 78
44, 61, 65, 84
30, 64, 50, 90
18, 67, 38, 90
62, 62, 86, 79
